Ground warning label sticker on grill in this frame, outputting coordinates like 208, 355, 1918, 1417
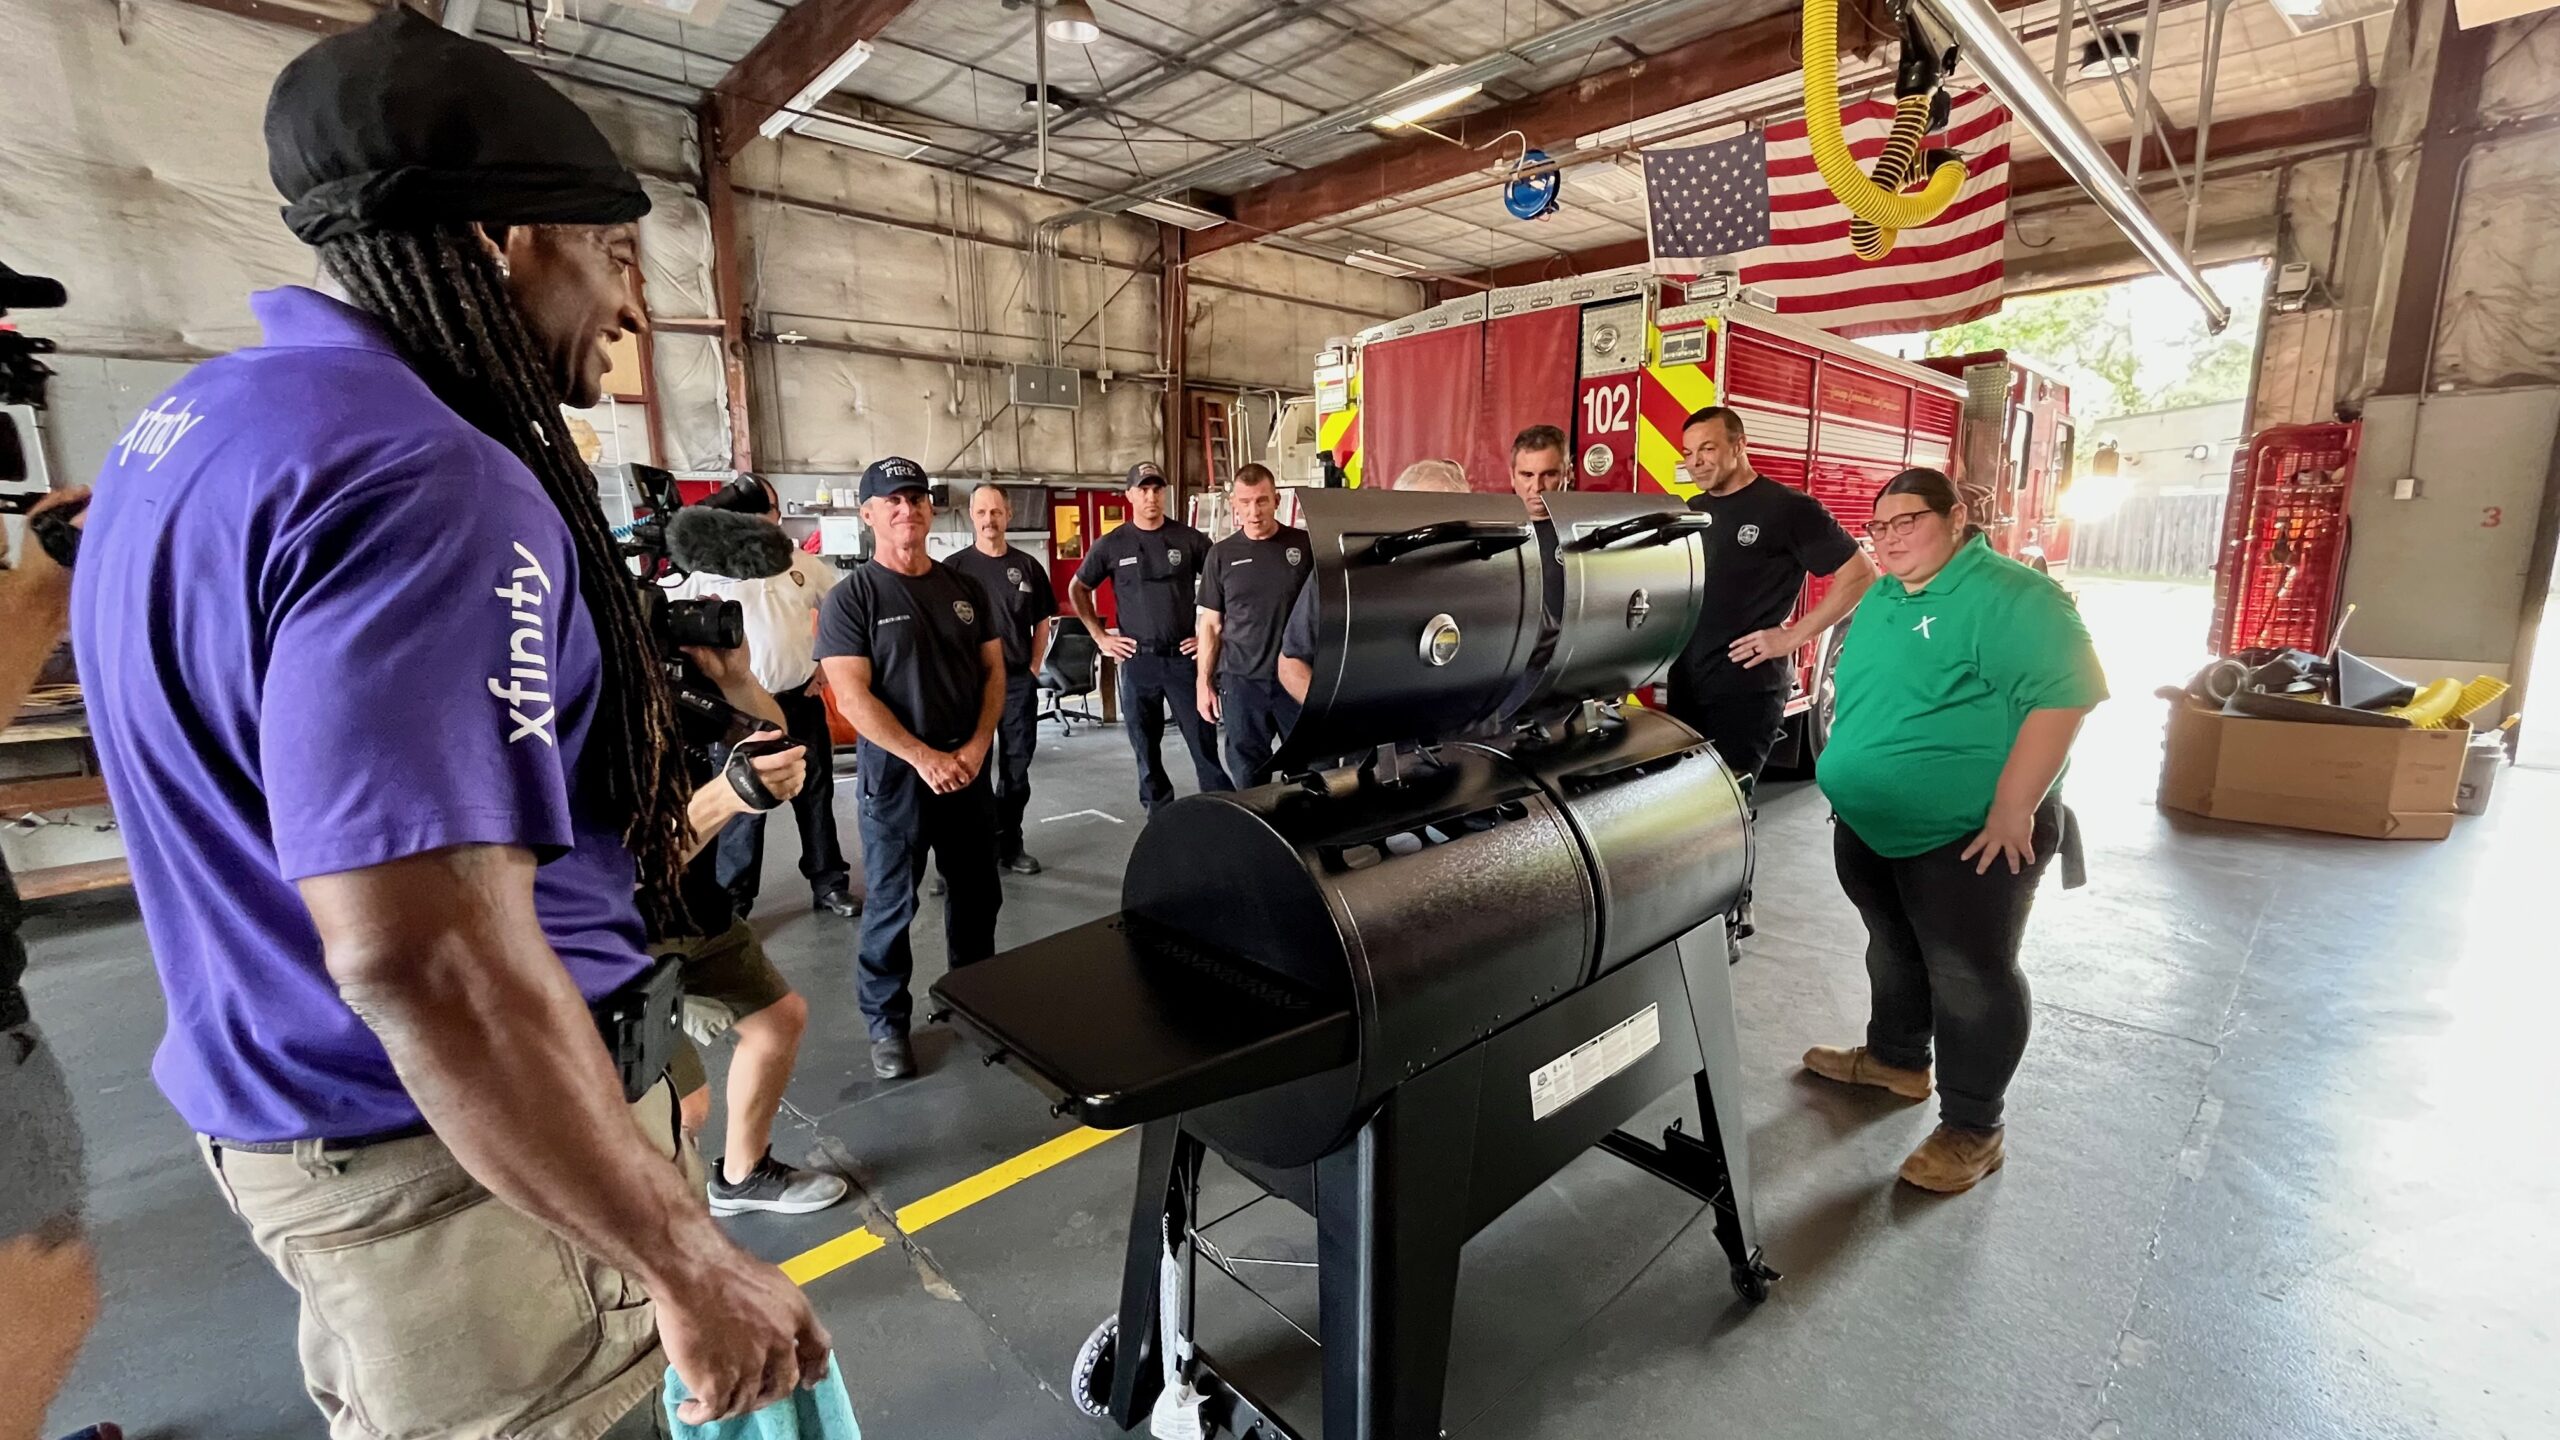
1528, 1004, 1661, 1121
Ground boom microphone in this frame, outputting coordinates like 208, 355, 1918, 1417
667, 505, 794, 580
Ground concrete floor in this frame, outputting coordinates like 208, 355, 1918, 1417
31, 580, 2560, 1438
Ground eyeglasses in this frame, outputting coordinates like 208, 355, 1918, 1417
1862, 512, 1940, 540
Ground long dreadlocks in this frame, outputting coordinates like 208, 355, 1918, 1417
318, 225, 691, 933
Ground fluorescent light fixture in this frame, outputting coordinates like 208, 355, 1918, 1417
1129, 197, 1228, 230
758, 39, 876, 139
789, 110, 931, 160
1370, 65, 1485, 130
1344, 249, 1426, 277
1047, 0, 1102, 45
2269, 0, 2396, 36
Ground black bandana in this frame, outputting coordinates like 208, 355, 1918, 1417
263, 5, 649, 245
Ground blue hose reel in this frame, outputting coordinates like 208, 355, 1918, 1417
1503, 147, 1563, 221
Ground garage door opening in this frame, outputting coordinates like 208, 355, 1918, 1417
1864, 261, 2271, 779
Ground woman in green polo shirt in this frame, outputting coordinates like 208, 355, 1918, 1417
1805, 467, 2107, 1194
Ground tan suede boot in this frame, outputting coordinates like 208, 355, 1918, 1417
1801, 1044, 1933, 1102
1897, 1125, 2006, 1193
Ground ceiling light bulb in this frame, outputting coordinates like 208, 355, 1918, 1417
1047, 0, 1101, 44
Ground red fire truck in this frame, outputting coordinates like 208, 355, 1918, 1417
1312, 265, 2074, 758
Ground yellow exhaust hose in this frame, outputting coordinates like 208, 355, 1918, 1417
1804, 0, 1967, 260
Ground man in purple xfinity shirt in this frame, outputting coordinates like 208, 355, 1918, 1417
68, 10, 823, 1435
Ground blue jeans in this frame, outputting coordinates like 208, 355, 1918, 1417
853, 750, 1001, 1041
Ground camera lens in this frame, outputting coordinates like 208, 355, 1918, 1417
664, 597, 745, 651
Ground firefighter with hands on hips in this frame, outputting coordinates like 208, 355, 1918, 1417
1068, 462, 1232, 814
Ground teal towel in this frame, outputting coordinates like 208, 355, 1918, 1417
663, 1355, 862, 1440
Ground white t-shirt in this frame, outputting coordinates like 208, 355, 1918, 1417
671, 551, 844, 693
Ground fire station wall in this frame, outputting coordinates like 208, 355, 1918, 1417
2338, 388, 2557, 687
1182, 246, 1420, 393
0, 0, 731, 481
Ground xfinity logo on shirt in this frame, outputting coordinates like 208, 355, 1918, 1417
114, 398, 206, 471
487, 542, 558, 745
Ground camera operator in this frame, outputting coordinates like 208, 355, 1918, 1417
654, 634, 852, 1221
670, 477, 857, 920
67, 12, 825, 1435
2, 486, 119, 1440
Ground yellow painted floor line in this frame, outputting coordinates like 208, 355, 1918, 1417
781, 1126, 1127, 1286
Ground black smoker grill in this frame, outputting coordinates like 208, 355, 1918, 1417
933, 489, 1776, 1439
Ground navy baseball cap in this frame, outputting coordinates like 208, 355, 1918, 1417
1124, 461, 1167, 489
859, 456, 930, 501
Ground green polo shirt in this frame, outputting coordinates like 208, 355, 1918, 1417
1816, 535, 2108, 857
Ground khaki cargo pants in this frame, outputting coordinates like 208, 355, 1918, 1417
200, 1081, 700, 1440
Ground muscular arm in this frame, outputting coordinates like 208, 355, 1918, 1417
1796, 552, 1876, 640
1194, 608, 1225, 720
1069, 578, 1106, 639
818, 654, 935, 772
961, 639, 1004, 772
303, 847, 743, 1298
1028, 617, 1055, 675
1278, 655, 1313, 705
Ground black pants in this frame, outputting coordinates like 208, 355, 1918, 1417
1667, 685, 1790, 788
713, 683, 850, 907
1218, 673, 1299, 789
1832, 795, 2064, 1131
853, 756, 1001, 1041
1119, 650, 1232, 812
994, 670, 1039, 860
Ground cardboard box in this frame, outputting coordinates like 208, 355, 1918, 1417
2158, 703, 2467, 840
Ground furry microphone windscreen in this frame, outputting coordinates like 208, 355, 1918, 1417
667, 505, 794, 580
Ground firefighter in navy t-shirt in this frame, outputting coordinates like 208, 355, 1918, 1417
814, 457, 1005, 1081
1068, 462, 1234, 813
1194, 464, 1311, 787
1671, 406, 1876, 785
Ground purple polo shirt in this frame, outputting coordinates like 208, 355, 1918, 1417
70, 287, 653, 1143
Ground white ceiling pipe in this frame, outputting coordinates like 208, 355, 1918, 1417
1918, 0, 2232, 330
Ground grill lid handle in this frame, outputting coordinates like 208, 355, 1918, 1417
1366, 519, 1533, 564
1567, 511, 1715, 552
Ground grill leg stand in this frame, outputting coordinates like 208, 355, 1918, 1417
1106, 1118, 1198, 1428
1679, 926, 1776, 1293
1316, 1051, 1483, 1440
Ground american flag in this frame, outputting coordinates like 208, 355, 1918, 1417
1641, 132, 1772, 260
1647, 88, 2013, 339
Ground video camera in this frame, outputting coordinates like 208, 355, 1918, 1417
618, 461, 748, 652
3, 262, 67, 514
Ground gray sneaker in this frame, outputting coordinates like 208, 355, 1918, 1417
707, 1154, 851, 1216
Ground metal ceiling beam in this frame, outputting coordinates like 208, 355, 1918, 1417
1188, 0, 2043, 261
1067, 0, 1713, 223
708, 0, 923, 162
1449, 91, 2375, 290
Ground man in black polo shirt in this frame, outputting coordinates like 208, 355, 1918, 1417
815, 457, 1006, 1081
1069, 461, 1233, 813
1671, 406, 1875, 784
945, 483, 1057, 875
1195, 464, 1311, 787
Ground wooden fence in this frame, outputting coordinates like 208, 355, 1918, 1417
2071, 492, 2226, 579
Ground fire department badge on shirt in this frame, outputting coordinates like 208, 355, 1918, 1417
1737, 524, 1762, 546
953, 599, 977, 625
1006, 566, 1023, 585
791, 569, 808, 587
1286, 547, 1303, 566
1170, 549, 1186, 567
